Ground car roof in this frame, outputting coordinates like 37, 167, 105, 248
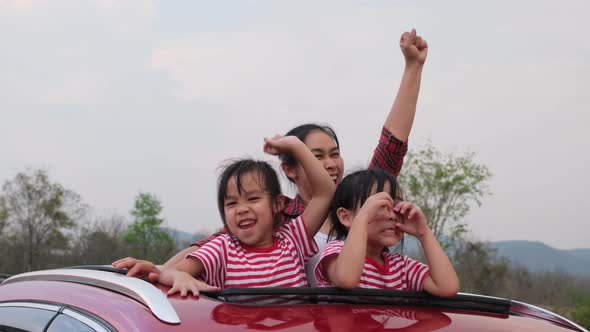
1, 267, 586, 332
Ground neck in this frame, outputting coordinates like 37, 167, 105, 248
318, 218, 332, 235
367, 243, 385, 265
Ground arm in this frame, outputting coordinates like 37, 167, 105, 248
161, 246, 198, 269
393, 202, 459, 297
159, 254, 220, 296
111, 245, 201, 281
324, 192, 395, 288
385, 29, 427, 141
264, 135, 335, 237
113, 230, 227, 280
369, 29, 428, 175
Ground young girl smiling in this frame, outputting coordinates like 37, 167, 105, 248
159, 135, 335, 296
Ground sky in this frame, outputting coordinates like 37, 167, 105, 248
0, 0, 588, 249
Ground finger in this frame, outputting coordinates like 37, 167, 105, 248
420, 38, 428, 50
112, 257, 135, 268
180, 287, 188, 297
408, 28, 417, 44
399, 31, 410, 47
393, 201, 406, 212
395, 222, 410, 233
415, 36, 423, 47
126, 264, 141, 277
167, 286, 179, 296
398, 202, 411, 215
148, 272, 160, 283
190, 285, 201, 297
408, 207, 417, 219
202, 285, 221, 292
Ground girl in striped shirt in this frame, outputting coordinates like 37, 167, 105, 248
159, 135, 335, 296
315, 169, 459, 297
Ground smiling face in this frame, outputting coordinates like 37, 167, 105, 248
283, 129, 344, 202
223, 171, 276, 248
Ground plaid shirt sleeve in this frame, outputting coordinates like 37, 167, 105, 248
368, 126, 408, 177
192, 227, 228, 247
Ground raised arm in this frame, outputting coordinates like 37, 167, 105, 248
324, 192, 395, 288
370, 29, 428, 176
393, 202, 459, 297
385, 28, 427, 141
264, 135, 335, 237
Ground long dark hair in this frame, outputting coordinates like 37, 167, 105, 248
329, 168, 402, 240
217, 159, 282, 227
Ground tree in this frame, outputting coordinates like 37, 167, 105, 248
0, 169, 85, 272
69, 213, 130, 266
397, 141, 492, 246
124, 192, 174, 263
452, 239, 511, 296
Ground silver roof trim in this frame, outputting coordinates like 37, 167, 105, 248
2, 269, 180, 324
512, 300, 588, 332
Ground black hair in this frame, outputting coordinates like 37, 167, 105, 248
279, 123, 340, 182
329, 168, 402, 241
217, 159, 282, 227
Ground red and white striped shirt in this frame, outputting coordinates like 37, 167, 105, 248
315, 240, 429, 290
189, 216, 318, 289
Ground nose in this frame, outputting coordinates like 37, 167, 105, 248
236, 204, 248, 215
323, 157, 336, 170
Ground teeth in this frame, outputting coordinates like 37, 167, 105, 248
239, 220, 255, 227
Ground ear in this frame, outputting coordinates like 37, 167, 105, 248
281, 162, 298, 182
336, 207, 354, 228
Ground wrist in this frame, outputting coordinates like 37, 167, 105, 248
417, 227, 434, 242
404, 62, 424, 72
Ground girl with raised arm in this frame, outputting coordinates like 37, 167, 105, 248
158, 135, 335, 295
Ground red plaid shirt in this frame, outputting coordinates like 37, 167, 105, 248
194, 126, 407, 247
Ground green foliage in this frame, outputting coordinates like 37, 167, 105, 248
452, 240, 511, 296
124, 192, 174, 263
572, 297, 590, 329
0, 169, 85, 271
397, 141, 492, 247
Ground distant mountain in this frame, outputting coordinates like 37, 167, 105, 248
489, 240, 590, 277
404, 238, 590, 277
165, 228, 211, 246
565, 248, 590, 263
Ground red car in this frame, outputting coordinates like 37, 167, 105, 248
0, 266, 586, 332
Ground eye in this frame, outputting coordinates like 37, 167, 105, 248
331, 152, 340, 158
225, 201, 237, 207
314, 154, 323, 160
248, 196, 261, 202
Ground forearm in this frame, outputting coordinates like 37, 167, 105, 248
295, 140, 335, 199
295, 140, 336, 234
161, 246, 198, 270
385, 63, 423, 141
419, 230, 459, 296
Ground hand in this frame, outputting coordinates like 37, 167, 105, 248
112, 257, 161, 282
166, 271, 220, 297
263, 135, 301, 156
355, 192, 396, 225
392, 201, 431, 239
400, 29, 428, 66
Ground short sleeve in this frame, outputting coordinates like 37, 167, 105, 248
403, 255, 430, 291
314, 240, 345, 287
188, 235, 229, 288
